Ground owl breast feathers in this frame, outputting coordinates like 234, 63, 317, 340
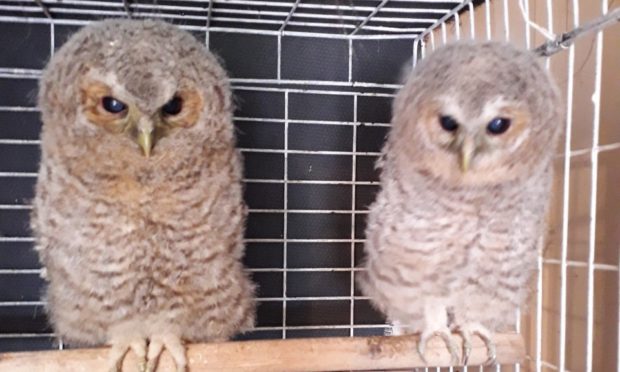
358, 41, 562, 364
32, 19, 255, 370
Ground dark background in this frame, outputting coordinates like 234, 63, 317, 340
0, 3, 435, 351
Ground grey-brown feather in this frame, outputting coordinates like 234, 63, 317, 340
32, 19, 255, 346
359, 41, 562, 333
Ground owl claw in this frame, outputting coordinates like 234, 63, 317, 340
417, 327, 460, 366
107, 337, 147, 372
458, 329, 472, 366
458, 323, 496, 366
483, 338, 497, 367
146, 334, 187, 372
416, 341, 429, 365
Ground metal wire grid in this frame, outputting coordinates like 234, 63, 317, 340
1, 0, 468, 38
0, 1, 619, 372
417, 1, 619, 371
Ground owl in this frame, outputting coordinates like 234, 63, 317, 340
358, 41, 562, 366
32, 19, 255, 372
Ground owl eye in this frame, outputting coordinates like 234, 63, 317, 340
161, 96, 183, 116
101, 96, 127, 114
487, 117, 511, 135
439, 115, 459, 132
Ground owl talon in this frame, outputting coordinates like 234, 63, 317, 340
483, 338, 497, 366
458, 323, 495, 366
417, 327, 459, 366
416, 340, 429, 365
108, 337, 147, 372
146, 334, 187, 372
456, 328, 472, 365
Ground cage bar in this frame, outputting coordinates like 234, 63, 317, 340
585, 1, 607, 370
558, 2, 579, 370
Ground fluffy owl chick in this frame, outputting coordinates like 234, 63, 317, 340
358, 41, 561, 366
32, 19, 255, 372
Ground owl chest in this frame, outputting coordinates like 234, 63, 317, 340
393, 196, 521, 255
53, 181, 192, 257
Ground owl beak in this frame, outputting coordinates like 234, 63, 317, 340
459, 136, 475, 173
137, 128, 154, 158
134, 116, 155, 158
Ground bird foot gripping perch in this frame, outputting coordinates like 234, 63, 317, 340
455, 325, 497, 367
108, 334, 187, 372
416, 327, 460, 366
415, 328, 498, 368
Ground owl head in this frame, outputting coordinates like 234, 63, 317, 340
39, 19, 232, 164
388, 41, 562, 186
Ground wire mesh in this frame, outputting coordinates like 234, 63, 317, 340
0, 1, 619, 371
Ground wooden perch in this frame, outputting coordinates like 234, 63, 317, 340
0, 333, 524, 372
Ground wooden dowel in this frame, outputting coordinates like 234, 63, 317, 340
0, 333, 525, 372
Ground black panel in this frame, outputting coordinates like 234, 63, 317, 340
235, 121, 284, 149
287, 243, 351, 268
288, 184, 351, 210
244, 182, 284, 209
354, 300, 386, 325
288, 213, 351, 240
243, 153, 284, 179
355, 213, 367, 239
251, 272, 283, 298
246, 212, 283, 239
355, 184, 380, 210
287, 272, 350, 297
352, 39, 412, 84
0, 23, 49, 69
210, 33, 277, 79
0, 209, 31, 237
243, 243, 283, 269
281, 37, 348, 81
287, 329, 349, 338
0, 176, 36, 204
357, 125, 388, 153
234, 90, 284, 119
288, 123, 352, 152
0, 112, 42, 140
355, 155, 380, 182
0, 144, 40, 173
255, 301, 283, 327
0, 305, 50, 333
357, 96, 393, 124
289, 94, 354, 122
0, 274, 44, 302
0, 337, 56, 352
54, 25, 81, 50
286, 300, 350, 326
0, 242, 39, 270
288, 154, 352, 181
354, 243, 366, 267
0, 78, 38, 107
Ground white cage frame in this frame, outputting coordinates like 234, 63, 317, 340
0, 1, 618, 372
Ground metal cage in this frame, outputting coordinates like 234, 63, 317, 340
0, 1, 618, 371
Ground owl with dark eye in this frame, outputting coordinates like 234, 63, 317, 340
32, 19, 255, 372
358, 41, 562, 367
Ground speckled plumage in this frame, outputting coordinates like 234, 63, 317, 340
32, 19, 255, 371
358, 41, 562, 364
